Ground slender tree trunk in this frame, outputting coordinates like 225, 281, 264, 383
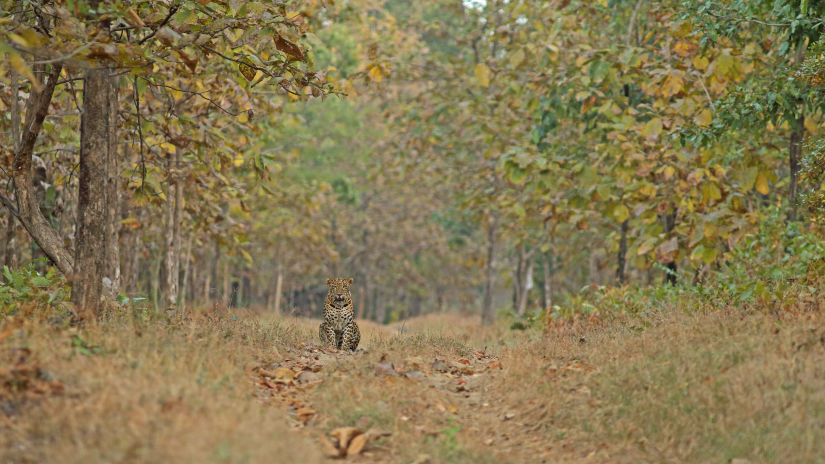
222, 261, 230, 306
617, 219, 629, 284
180, 232, 193, 312
103, 75, 120, 296
374, 288, 386, 324
516, 247, 533, 318
542, 251, 552, 310
161, 150, 181, 308
788, 111, 804, 222
481, 216, 498, 326
273, 264, 283, 315
662, 211, 678, 285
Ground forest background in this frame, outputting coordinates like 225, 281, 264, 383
2, 0, 825, 325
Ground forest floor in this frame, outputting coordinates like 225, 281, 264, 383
2, 304, 825, 463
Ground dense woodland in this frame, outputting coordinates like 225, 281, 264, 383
6, 1, 825, 463
2, 0, 825, 323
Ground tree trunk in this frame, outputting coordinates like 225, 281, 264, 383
515, 246, 533, 318
273, 265, 284, 315
8, 64, 74, 276
103, 75, 120, 296
180, 232, 193, 312
662, 211, 678, 285
542, 251, 552, 310
788, 111, 804, 222
616, 219, 629, 285
72, 66, 117, 315
481, 216, 498, 326
161, 148, 182, 308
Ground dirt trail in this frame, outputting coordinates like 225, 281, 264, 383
249, 317, 557, 463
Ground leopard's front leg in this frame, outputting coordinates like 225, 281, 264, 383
341, 320, 360, 351
319, 321, 336, 348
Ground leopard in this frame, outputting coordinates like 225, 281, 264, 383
319, 277, 360, 351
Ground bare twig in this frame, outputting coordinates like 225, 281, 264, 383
138, 4, 181, 45
141, 78, 238, 116
133, 76, 147, 193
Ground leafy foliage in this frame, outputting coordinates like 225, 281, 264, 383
0, 264, 69, 316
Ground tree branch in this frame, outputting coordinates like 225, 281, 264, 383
11, 63, 75, 276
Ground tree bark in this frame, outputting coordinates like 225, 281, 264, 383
662, 211, 678, 285
515, 246, 534, 318
103, 74, 120, 296
788, 111, 804, 222
180, 232, 193, 312
542, 250, 552, 310
616, 219, 629, 284
9, 64, 74, 276
481, 216, 498, 326
161, 148, 182, 308
72, 66, 117, 314
273, 265, 284, 315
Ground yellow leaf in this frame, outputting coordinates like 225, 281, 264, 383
663, 166, 676, 180
755, 171, 770, 195
368, 65, 383, 83
660, 73, 683, 98
714, 54, 741, 80
509, 49, 525, 68
693, 55, 709, 71
740, 166, 758, 191
474, 63, 491, 88
638, 183, 657, 197
642, 117, 663, 138
701, 182, 722, 204
694, 109, 712, 127
9, 53, 38, 88
613, 204, 629, 222
703, 222, 717, 240
805, 116, 819, 135
238, 112, 248, 123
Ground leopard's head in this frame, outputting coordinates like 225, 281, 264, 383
326, 277, 354, 303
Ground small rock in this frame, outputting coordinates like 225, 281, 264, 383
375, 361, 396, 376
502, 413, 515, 421
432, 358, 449, 373
406, 370, 426, 380
296, 371, 321, 384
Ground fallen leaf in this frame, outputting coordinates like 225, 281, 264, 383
296, 407, 316, 423
457, 358, 470, 365
365, 428, 392, 441
347, 433, 368, 455
319, 435, 342, 458
271, 367, 297, 383
331, 427, 363, 453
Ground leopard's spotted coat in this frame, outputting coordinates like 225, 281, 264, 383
319, 277, 360, 351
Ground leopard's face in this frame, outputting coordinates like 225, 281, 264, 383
326, 277, 353, 305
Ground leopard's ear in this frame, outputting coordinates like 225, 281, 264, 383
346, 277, 354, 285
326, 278, 334, 286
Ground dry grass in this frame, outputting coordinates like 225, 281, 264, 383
2, 305, 825, 463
